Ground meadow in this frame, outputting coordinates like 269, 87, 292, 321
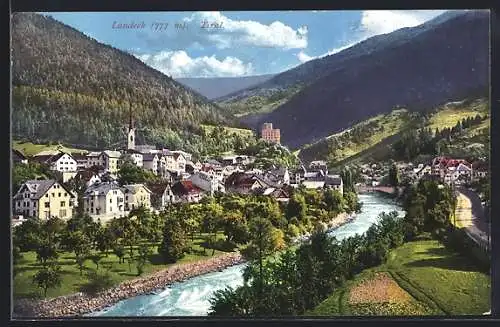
309, 239, 490, 316
14, 232, 230, 299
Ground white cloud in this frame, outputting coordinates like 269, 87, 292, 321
136, 50, 253, 78
295, 10, 447, 64
359, 10, 446, 36
296, 50, 314, 63
184, 11, 308, 49
141, 11, 308, 50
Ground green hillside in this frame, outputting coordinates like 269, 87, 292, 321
309, 239, 490, 316
12, 141, 87, 157
217, 85, 303, 117
300, 98, 489, 166
11, 13, 238, 157
299, 109, 415, 165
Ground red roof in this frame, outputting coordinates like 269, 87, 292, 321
432, 157, 470, 168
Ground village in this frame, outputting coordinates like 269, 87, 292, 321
12, 114, 489, 227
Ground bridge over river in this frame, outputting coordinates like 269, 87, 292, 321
356, 185, 404, 195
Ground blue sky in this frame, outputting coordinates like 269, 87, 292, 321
44, 10, 448, 78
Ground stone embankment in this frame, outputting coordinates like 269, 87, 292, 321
13, 252, 244, 318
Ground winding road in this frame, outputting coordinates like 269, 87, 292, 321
454, 187, 490, 249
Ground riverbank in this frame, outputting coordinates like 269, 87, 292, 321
13, 252, 244, 318
13, 212, 355, 318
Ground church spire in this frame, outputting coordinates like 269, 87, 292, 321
128, 106, 134, 130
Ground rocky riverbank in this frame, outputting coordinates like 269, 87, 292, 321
13, 252, 244, 318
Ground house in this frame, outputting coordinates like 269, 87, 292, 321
170, 150, 192, 162
189, 171, 225, 195
121, 149, 144, 168
173, 152, 187, 172
85, 151, 103, 168
266, 167, 290, 185
122, 184, 152, 211
431, 157, 472, 183
170, 180, 205, 203
74, 169, 102, 188
143, 153, 160, 174
101, 151, 121, 174
303, 170, 326, 182
225, 172, 275, 194
290, 166, 307, 185
261, 122, 280, 144
13, 179, 75, 220
254, 187, 290, 202
148, 182, 176, 209
415, 165, 432, 179
309, 161, 328, 174
83, 182, 125, 219
72, 153, 89, 170
325, 174, 344, 194
12, 149, 28, 164
33, 151, 78, 173
302, 181, 325, 189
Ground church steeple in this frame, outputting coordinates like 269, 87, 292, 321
127, 107, 136, 150
128, 106, 134, 130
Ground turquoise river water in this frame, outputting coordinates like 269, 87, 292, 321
89, 193, 404, 317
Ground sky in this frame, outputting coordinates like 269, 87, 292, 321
44, 10, 449, 78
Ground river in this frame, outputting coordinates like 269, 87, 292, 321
89, 193, 404, 317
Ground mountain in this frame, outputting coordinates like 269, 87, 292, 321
226, 10, 489, 148
11, 13, 238, 150
176, 74, 275, 100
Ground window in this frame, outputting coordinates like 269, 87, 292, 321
125, 196, 128, 200
110, 198, 112, 203
45, 194, 48, 198
69, 202, 73, 207
44, 211, 50, 219
45, 202, 50, 208
17, 201, 20, 207
33, 202, 37, 207
52, 193, 55, 197
59, 209, 67, 217
60, 201, 66, 207
91, 202, 94, 207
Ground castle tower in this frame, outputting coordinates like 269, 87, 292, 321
127, 107, 136, 150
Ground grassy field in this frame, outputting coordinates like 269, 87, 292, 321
427, 99, 488, 131
300, 109, 410, 164
309, 239, 490, 316
200, 124, 254, 137
13, 140, 87, 156
14, 232, 231, 299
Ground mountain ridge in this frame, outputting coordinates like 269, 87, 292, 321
249, 10, 489, 148
11, 12, 238, 150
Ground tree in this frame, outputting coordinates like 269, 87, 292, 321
202, 199, 223, 255
136, 244, 151, 276
35, 241, 59, 266
160, 212, 189, 263
113, 244, 126, 264
32, 263, 62, 297
222, 210, 250, 246
96, 227, 116, 257
243, 217, 276, 303
90, 254, 101, 271
286, 193, 307, 221
323, 188, 345, 213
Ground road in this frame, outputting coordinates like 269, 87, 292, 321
454, 187, 490, 248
